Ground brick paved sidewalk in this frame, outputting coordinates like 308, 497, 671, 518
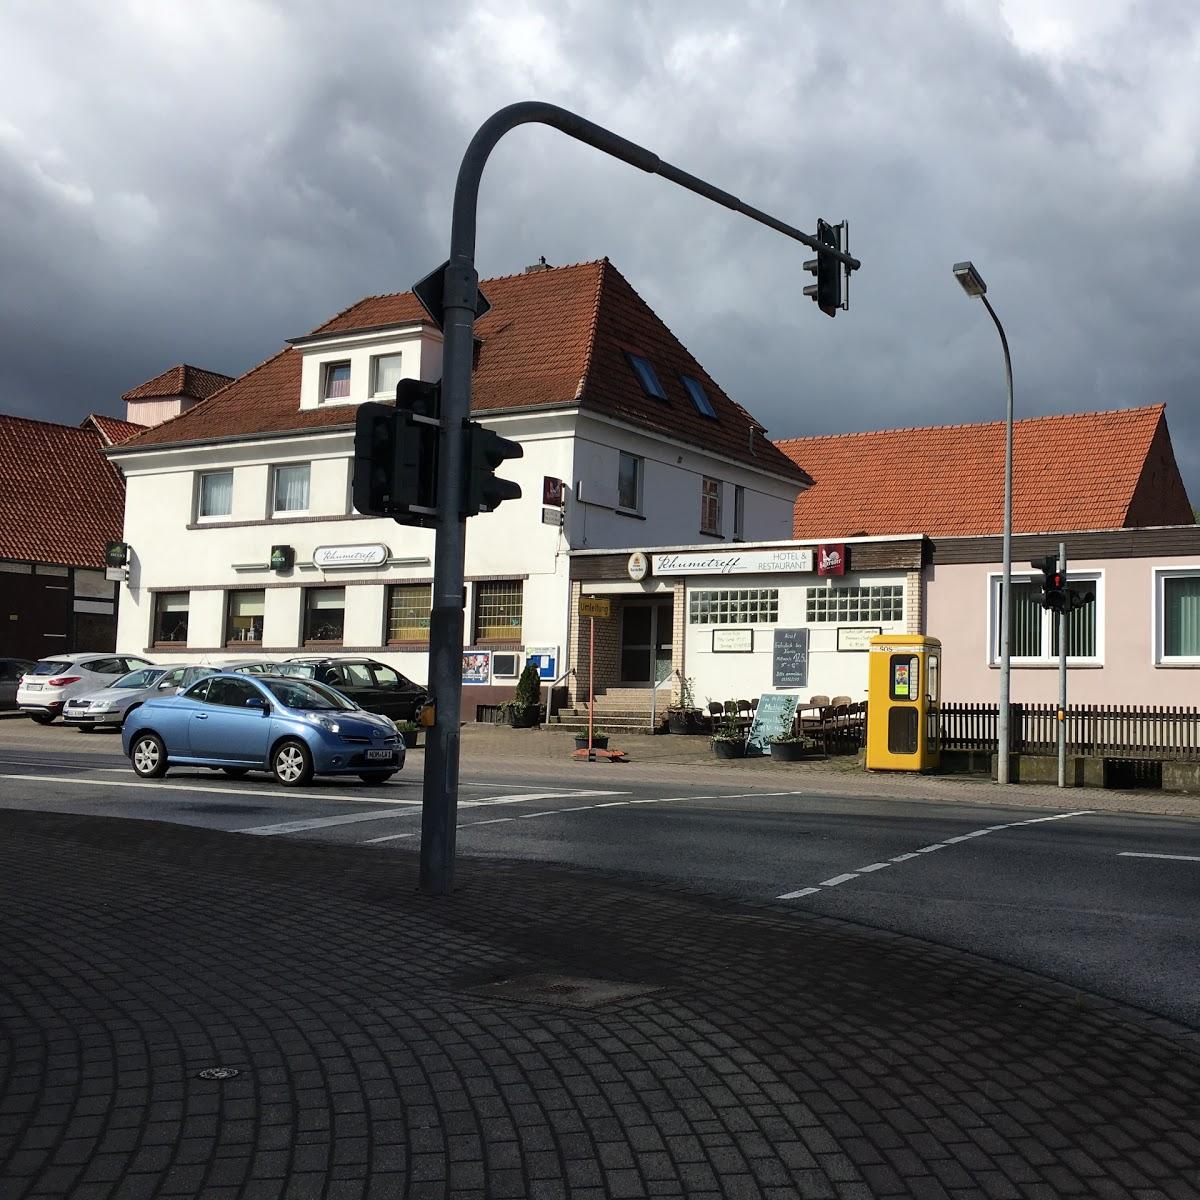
2, 810, 1198, 1200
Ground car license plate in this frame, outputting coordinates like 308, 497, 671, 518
366, 749, 394, 761
26, 682, 42, 691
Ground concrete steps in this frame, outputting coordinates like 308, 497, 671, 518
550, 706, 663, 735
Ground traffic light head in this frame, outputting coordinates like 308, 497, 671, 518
352, 396, 440, 526
462, 421, 523, 517
803, 218, 845, 317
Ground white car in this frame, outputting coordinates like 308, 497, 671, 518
62, 664, 215, 731
16, 653, 155, 724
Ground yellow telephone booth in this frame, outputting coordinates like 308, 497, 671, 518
866, 634, 941, 772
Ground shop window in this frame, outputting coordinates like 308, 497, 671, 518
1156, 570, 1200, 663
225, 589, 265, 646
197, 470, 233, 519
988, 574, 1100, 664
387, 583, 432, 644
303, 587, 345, 645
700, 477, 722, 535
474, 580, 523, 642
618, 452, 642, 513
273, 463, 310, 514
807, 584, 904, 623
153, 592, 190, 646
689, 588, 779, 625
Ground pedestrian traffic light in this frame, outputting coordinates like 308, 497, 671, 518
462, 421, 523, 517
1031, 555, 1067, 612
352, 381, 441, 527
803, 218, 845, 317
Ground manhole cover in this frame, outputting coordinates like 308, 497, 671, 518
467, 973, 661, 1010
195, 1067, 241, 1080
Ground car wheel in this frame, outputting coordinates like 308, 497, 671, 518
130, 733, 168, 779
357, 771, 395, 785
271, 739, 313, 787
29, 713, 54, 726
221, 767, 250, 778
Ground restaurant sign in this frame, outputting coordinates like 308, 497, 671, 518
652, 548, 814, 576
313, 543, 389, 569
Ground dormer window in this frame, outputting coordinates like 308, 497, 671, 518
372, 353, 403, 398
322, 362, 351, 401
626, 353, 667, 402
681, 375, 717, 419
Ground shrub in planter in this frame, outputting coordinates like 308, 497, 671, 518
769, 734, 821, 762
667, 675, 703, 734
573, 731, 609, 750
711, 713, 746, 760
394, 721, 421, 749
503, 661, 543, 728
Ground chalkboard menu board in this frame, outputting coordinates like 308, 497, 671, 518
772, 628, 809, 688
746, 693, 801, 757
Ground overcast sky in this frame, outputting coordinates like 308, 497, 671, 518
4, 0, 1199, 500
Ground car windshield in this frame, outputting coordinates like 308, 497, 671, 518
263, 678, 357, 712
110, 669, 165, 689
30, 661, 70, 676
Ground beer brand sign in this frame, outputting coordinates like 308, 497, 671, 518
817, 543, 846, 576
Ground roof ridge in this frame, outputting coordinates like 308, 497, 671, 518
1, 412, 103, 436
774, 402, 1167, 448
573, 259, 611, 402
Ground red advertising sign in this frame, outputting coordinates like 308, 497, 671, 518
542, 476, 564, 507
817, 543, 846, 576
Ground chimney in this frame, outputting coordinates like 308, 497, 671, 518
524, 256, 552, 274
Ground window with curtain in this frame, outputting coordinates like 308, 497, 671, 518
1162, 575, 1200, 659
225, 590, 265, 645
473, 580, 523, 642
700, 477, 722, 535
153, 593, 189, 645
303, 588, 345, 644
323, 362, 351, 400
387, 583, 432, 643
198, 470, 233, 518
992, 575, 1100, 663
273, 463, 310, 513
372, 353, 403, 397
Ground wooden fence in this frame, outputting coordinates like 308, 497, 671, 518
939, 701, 1200, 761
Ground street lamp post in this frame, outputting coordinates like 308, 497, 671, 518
952, 261, 1014, 785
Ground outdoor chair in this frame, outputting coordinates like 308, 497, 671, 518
707, 701, 724, 731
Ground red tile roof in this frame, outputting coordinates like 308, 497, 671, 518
82, 413, 144, 446
0, 415, 125, 568
117, 261, 807, 482
121, 364, 233, 402
776, 405, 1194, 538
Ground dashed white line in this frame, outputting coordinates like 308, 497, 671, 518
857, 862, 890, 873
820, 873, 858, 887
891, 852, 919, 862
1117, 851, 1200, 863
777, 887, 821, 900
362, 831, 416, 844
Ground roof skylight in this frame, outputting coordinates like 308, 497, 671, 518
626, 353, 668, 402
681, 375, 717, 419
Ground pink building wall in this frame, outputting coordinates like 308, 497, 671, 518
926, 553, 1200, 705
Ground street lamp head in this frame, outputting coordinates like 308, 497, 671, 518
952, 261, 987, 298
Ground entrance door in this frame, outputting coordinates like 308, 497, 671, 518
620, 602, 673, 685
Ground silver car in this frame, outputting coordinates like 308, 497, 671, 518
16, 653, 155, 724
62, 664, 215, 731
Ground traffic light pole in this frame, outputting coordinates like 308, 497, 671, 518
419, 100, 861, 895
1057, 542, 1067, 788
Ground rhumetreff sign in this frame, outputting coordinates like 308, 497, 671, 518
652, 548, 814, 576
313, 544, 389, 569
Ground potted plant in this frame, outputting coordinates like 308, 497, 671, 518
393, 720, 421, 749
666, 675, 702, 735
769, 733, 821, 762
573, 729, 609, 751
710, 713, 746, 759
503, 661, 543, 729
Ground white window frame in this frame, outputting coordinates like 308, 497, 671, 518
1152, 566, 1200, 666
986, 570, 1104, 667
271, 462, 311, 516
322, 361, 351, 402
617, 452, 643, 514
196, 470, 233, 521
371, 352, 403, 398
700, 477, 722, 536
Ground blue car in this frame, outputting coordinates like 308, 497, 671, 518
122, 672, 405, 786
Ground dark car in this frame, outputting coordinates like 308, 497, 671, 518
0, 658, 35, 710
280, 657, 429, 723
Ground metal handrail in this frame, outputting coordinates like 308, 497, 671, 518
544, 667, 575, 722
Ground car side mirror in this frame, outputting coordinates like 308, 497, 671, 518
245, 697, 270, 714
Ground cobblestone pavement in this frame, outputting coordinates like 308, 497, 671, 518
2, 808, 1198, 1200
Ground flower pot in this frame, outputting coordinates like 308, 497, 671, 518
508, 708, 540, 729
399, 729, 420, 749
574, 734, 609, 751
667, 710, 690, 735
769, 741, 818, 762
712, 739, 745, 760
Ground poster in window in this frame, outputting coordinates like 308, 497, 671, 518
462, 652, 490, 685
892, 661, 910, 697
712, 629, 753, 653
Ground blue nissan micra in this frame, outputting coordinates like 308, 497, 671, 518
122, 672, 404, 786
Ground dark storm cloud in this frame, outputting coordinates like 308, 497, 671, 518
3, 0, 1199, 500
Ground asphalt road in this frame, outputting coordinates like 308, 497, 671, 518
2, 722, 1197, 1028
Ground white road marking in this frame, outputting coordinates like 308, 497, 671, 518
1118, 851, 1200, 863
469, 817, 514, 826
776, 810, 1096, 901
460, 790, 626, 806
362, 831, 416, 844
240, 809, 422, 835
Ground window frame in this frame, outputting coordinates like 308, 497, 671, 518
322, 361, 351, 402
680, 374, 717, 419
152, 592, 190, 648
626, 353, 668, 401
224, 588, 266, 648
617, 452, 643, 514
987, 570, 1103, 666
196, 469, 233, 521
302, 586, 346, 647
733, 485, 745, 541
472, 579, 523, 644
371, 352, 403, 398
688, 588, 779, 626
1153, 566, 1200, 666
700, 477, 723, 536
386, 582, 432, 646
805, 583, 905, 624
271, 462, 311, 515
